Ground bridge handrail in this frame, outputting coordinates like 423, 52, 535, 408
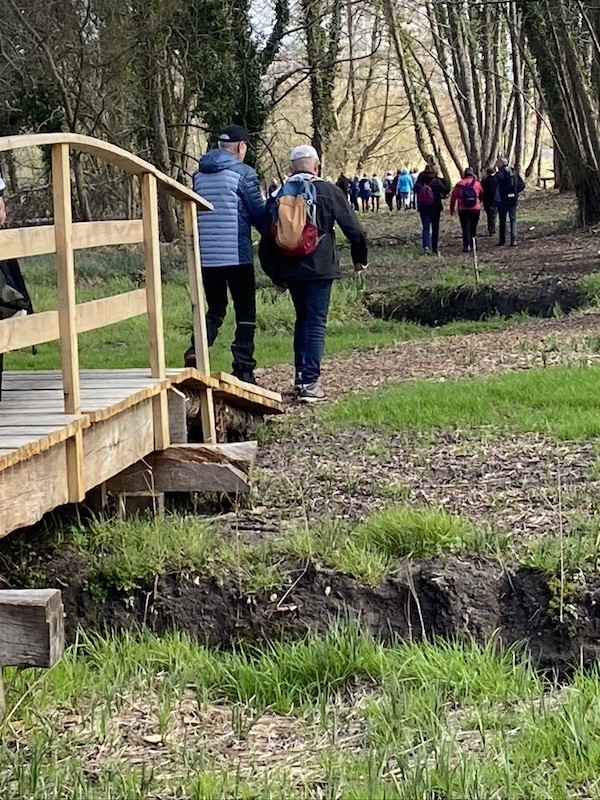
0, 132, 212, 209
0, 134, 216, 485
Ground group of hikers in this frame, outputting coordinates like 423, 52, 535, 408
185, 125, 368, 404
334, 159, 526, 253
413, 158, 526, 254
336, 169, 420, 213
184, 128, 526, 400
0, 128, 526, 405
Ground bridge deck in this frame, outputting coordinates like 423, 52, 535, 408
0, 369, 281, 537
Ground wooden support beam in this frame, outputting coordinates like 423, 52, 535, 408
106, 444, 252, 494
140, 172, 169, 451
118, 491, 164, 519
0, 220, 145, 261
52, 143, 85, 502
168, 388, 188, 444
0, 590, 64, 668
183, 199, 216, 444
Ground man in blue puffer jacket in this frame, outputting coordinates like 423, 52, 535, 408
185, 124, 266, 383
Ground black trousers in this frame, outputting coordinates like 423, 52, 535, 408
189, 263, 256, 378
484, 205, 497, 235
458, 210, 480, 250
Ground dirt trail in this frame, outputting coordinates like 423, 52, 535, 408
257, 308, 600, 403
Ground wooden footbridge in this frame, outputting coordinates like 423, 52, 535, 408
0, 133, 282, 538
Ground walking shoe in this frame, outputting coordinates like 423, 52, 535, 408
299, 381, 326, 403
510, 241, 517, 247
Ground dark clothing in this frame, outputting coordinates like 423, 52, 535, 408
259, 178, 368, 285
495, 167, 524, 245
384, 192, 394, 211
495, 167, 525, 209
419, 208, 441, 252
259, 175, 367, 387
414, 172, 449, 252
414, 172, 450, 212
358, 178, 372, 200
485, 207, 497, 235
336, 174, 351, 197
202, 264, 256, 379
288, 280, 333, 385
458, 210, 480, 251
498, 206, 517, 245
481, 174, 497, 209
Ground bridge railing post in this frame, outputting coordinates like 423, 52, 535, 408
140, 172, 169, 451
183, 200, 216, 443
51, 143, 85, 502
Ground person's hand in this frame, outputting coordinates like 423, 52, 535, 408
275, 284, 287, 294
354, 263, 368, 273
0, 198, 6, 227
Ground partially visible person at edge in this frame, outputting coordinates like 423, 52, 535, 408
371, 173, 383, 212
413, 164, 450, 255
258, 145, 368, 403
0, 177, 5, 227
481, 167, 497, 236
450, 167, 484, 253
383, 171, 395, 211
391, 169, 401, 209
350, 176, 360, 211
494, 157, 525, 247
185, 125, 266, 384
336, 172, 351, 201
409, 167, 419, 208
358, 173, 372, 212
398, 167, 413, 210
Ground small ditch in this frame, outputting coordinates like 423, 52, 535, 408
366, 277, 584, 326
38, 552, 600, 672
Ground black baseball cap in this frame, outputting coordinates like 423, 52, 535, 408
218, 124, 250, 144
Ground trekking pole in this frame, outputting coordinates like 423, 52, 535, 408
472, 236, 481, 286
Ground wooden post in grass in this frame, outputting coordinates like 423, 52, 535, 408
472, 237, 481, 286
0, 590, 64, 720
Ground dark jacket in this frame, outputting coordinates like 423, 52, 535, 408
414, 171, 450, 212
193, 149, 266, 268
259, 177, 368, 284
495, 167, 525, 209
481, 174, 497, 209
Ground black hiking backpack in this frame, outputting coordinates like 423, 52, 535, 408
0, 259, 34, 401
0, 259, 33, 320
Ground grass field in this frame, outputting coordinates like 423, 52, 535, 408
6, 197, 600, 798
2, 627, 600, 799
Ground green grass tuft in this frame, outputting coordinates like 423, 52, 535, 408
326, 365, 600, 440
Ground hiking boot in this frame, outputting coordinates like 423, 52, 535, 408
233, 370, 257, 385
510, 241, 517, 247
299, 381, 326, 403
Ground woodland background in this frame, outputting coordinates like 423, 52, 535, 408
1, 0, 599, 237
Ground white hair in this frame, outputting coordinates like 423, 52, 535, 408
291, 156, 319, 173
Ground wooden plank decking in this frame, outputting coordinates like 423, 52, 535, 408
0, 369, 282, 538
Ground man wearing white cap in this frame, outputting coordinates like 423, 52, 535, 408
259, 144, 368, 402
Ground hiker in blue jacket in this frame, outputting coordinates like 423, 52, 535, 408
398, 168, 413, 210
185, 124, 266, 384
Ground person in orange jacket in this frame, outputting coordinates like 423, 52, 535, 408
450, 167, 484, 253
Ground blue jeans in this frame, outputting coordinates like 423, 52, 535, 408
498, 204, 517, 244
419, 208, 441, 251
288, 280, 333, 385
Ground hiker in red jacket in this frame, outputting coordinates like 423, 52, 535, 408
450, 168, 484, 253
